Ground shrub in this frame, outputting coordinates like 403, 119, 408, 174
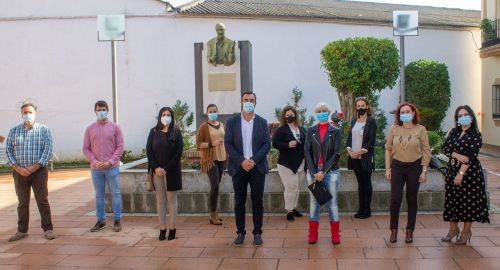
427, 130, 444, 155
172, 99, 195, 150
405, 60, 451, 132
121, 148, 147, 163
371, 95, 388, 169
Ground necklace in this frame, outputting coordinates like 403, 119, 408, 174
398, 126, 413, 149
207, 122, 220, 129
289, 125, 300, 141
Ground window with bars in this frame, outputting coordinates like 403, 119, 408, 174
494, 84, 500, 119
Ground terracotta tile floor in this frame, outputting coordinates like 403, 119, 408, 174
0, 151, 499, 269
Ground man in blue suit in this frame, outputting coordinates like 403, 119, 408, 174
224, 91, 271, 246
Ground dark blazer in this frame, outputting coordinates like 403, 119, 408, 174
304, 123, 341, 175
224, 113, 271, 176
272, 125, 306, 173
346, 117, 377, 172
146, 128, 183, 191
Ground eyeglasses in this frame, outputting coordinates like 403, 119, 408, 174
355, 96, 367, 101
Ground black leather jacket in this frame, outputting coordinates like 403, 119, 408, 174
304, 123, 341, 174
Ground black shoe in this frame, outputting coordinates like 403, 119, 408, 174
359, 213, 371, 219
167, 229, 176, 241
113, 220, 122, 232
253, 234, 263, 246
354, 213, 362, 219
287, 212, 294, 221
90, 221, 106, 232
292, 209, 303, 217
159, 229, 167, 241
234, 233, 245, 246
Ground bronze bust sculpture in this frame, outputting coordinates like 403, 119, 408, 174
207, 23, 236, 66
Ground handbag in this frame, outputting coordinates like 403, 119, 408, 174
308, 180, 332, 205
145, 172, 155, 192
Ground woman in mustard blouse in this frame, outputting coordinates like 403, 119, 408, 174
385, 102, 431, 244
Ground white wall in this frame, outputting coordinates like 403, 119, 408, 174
0, 5, 482, 160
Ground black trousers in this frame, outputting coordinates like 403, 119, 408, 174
207, 160, 225, 212
232, 168, 265, 235
13, 166, 53, 233
390, 159, 422, 230
351, 159, 373, 215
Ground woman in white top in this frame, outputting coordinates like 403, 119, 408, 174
346, 97, 377, 219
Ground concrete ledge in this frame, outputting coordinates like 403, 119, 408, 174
105, 168, 457, 213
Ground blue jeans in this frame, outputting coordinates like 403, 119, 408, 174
91, 166, 122, 221
307, 170, 340, 222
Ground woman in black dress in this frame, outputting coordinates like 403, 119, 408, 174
441, 105, 489, 245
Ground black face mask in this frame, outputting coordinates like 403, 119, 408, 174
286, 115, 296, 123
357, 108, 367, 116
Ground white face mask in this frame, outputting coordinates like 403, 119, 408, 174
161, 116, 172, 126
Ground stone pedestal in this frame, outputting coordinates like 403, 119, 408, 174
106, 169, 467, 214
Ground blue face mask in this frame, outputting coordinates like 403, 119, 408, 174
96, 111, 108, 121
22, 114, 35, 124
399, 113, 413, 123
457, 115, 472, 126
316, 112, 329, 123
208, 113, 218, 121
242, 102, 255, 113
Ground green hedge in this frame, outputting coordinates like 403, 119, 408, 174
405, 60, 451, 132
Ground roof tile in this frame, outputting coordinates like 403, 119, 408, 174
177, 0, 480, 28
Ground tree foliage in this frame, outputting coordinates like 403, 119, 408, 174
405, 60, 451, 132
371, 95, 389, 169
172, 99, 195, 150
321, 37, 400, 121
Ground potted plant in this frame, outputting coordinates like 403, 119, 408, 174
481, 18, 497, 41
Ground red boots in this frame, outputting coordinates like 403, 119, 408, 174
308, 221, 319, 244
309, 221, 341, 244
330, 221, 341, 244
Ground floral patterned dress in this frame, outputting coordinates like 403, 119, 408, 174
442, 128, 489, 223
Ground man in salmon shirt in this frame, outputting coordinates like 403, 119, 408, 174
83, 100, 124, 232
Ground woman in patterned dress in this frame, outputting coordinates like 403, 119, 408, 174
441, 105, 489, 245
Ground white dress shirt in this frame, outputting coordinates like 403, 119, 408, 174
241, 113, 255, 159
